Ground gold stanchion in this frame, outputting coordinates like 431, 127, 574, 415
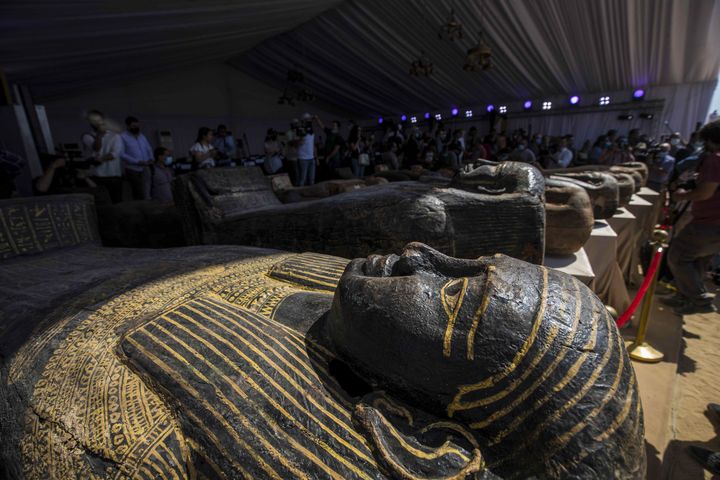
627, 245, 664, 363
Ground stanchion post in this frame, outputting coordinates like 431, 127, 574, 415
627, 245, 664, 363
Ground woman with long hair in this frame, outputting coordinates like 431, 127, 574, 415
189, 127, 217, 168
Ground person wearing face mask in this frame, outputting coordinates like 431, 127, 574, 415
509, 138, 536, 164
150, 147, 175, 203
120, 116, 154, 201
669, 132, 684, 156
647, 143, 676, 192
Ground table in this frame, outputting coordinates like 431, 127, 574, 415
584, 220, 630, 313
625, 195, 654, 286
607, 207, 638, 289
544, 247, 595, 286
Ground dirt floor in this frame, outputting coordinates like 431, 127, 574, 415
630, 281, 720, 479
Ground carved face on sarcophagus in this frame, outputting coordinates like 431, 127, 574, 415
548, 172, 620, 219
0, 195, 643, 479
543, 178, 594, 255
326, 243, 644, 479
174, 163, 546, 264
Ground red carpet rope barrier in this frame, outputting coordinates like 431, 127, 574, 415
616, 248, 664, 329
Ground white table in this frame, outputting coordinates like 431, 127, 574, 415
544, 247, 595, 286
584, 220, 630, 313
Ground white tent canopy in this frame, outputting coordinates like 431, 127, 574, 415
2, 0, 719, 138
230, 0, 720, 135
0, 0, 342, 99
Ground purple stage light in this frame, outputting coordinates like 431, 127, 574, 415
633, 89, 645, 99
401, 114, 407, 122
570, 95, 580, 105
451, 108, 459, 116
486, 104, 495, 113
523, 100, 532, 110
424, 112, 431, 119
378, 117, 384, 124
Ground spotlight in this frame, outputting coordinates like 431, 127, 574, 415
640, 113, 654, 120
569, 95, 580, 105
465, 110, 473, 118
617, 114, 634, 121
435, 113, 442, 120
523, 100, 532, 110
401, 114, 407, 122
542, 101, 552, 111
378, 117, 384, 124
424, 112, 431, 119
486, 105, 495, 113
499, 105, 507, 114
633, 89, 645, 100
410, 116, 418, 124
451, 108, 459, 117
599, 96, 610, 106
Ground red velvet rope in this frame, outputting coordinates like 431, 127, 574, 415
616, 249, 664, 328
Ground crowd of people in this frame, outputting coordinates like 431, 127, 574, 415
22, 107, 711, 214
258, 115, 708, 191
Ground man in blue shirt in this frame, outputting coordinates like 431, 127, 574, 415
120, 116, 154, 200
213, 125, 237, 160
647, 143, 676, 192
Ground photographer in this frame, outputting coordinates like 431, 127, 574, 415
646, 143, 676, 192
665, 120, 720, 314
296, 113, 320, 186
34, 153, 97, 196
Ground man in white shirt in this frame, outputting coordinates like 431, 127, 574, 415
552, 138, 573, 168
82, 110, 124, 203
120, 116, 153, 200
296, 114, 319, 186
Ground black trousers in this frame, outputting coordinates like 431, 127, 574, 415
93, 176, 123, 204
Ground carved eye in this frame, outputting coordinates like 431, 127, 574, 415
442, 278, 467, 318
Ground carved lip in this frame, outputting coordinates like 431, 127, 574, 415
361, 254, 400, 277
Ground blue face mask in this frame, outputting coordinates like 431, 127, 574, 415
164, 156, 174, 166
604, 142, 613, 148
517, 144, 526, 151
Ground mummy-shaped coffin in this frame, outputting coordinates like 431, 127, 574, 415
174, 164, 546, 263
0, 203, 644, 479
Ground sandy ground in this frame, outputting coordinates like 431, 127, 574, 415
631, 280, 720, 479
662, 304, 720, 480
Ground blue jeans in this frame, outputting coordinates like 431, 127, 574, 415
298, 158, 315, 186
351, 158, 365, 178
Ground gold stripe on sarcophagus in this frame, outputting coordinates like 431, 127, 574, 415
447, 267, 550, 417
13, 252, 346, 478
170, 302, 372, 459
268, 253, 350, 291
441, 277, 469, 358
196, 297, 354, 416
450, 275, 581, 423
124, 298, 378, 479
466, 266, 495, 361
489, 304, 614, 468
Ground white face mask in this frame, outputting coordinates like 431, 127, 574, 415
164, 156, 174, 166
670, 138, 680, 146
